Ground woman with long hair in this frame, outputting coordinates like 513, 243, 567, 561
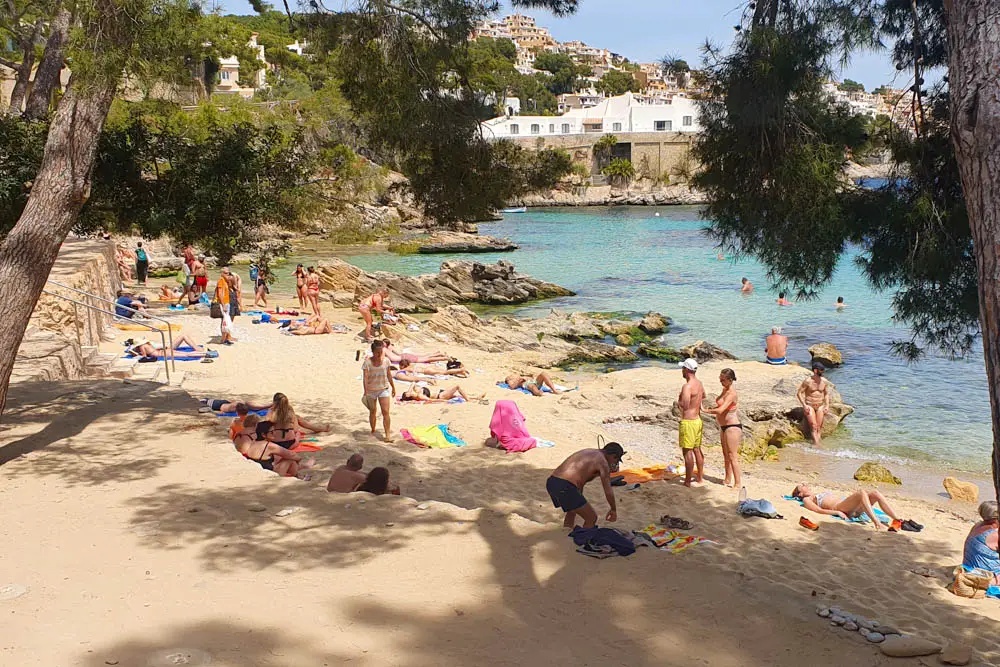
294, 264, 307, 309
362, 340, 395, 442
265, 392, 329, 448
704, 368, 742, 488
357, 467, 400, 495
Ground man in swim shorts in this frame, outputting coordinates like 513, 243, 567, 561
327, 453, 368, 493
765, 326, 788, 365
677, 358, 705, 487
797, 362, 832, 446
546, 443, 624, 528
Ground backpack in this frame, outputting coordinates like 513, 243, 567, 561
136, 247, 147, 261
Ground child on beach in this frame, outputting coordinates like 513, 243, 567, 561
362, 340, 396, 442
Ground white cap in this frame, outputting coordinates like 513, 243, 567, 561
679, 358, 698, 372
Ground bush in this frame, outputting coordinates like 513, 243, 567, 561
602, 158, 636, 187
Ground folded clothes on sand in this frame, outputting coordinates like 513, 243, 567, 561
569, 526, 636, 557
783, 496, 891, 524
495, 382, 577, 395
400, 424, 466, 449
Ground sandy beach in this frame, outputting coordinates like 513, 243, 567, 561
2, 287, 999, 666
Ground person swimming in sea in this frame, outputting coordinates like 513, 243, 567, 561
740, 277, 753, 293
835, 296, 846, 309
765, 327, 788, 365
776, 291, 794, 306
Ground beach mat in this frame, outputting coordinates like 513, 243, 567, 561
115, 321, 182, 332
616, 464, 677, 484
289, 442, 322, 453
400, 424, 466, 449
634, 524, 716, 553
783, 496, 891, 524
215, 409, 269, 418
496, 382, 577, 395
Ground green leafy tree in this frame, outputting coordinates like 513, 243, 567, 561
595, 69, 638, 96
601, 157, 635, 186
533, 51, 585, 95
839, 78, 865, 93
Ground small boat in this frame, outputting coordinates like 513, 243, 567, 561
501, 206, 527, 213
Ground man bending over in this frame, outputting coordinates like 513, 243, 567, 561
545, 442, 624, 528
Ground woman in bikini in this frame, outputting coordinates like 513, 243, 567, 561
290, 315, 333, 335
234, 415, 315, 477
264, 393, 329, 448
305, 266, 321, 316
400, 384, 483, 403
791, 484, 903, 530
400, 359, 469, 378
704, 368, 742, 488
359, 287, 393, 341
294, 264, 307, 309
382, 340, 450, 364
504, 372, 559, 396
254, 266, 270, 307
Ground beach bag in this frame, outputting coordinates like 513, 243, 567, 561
175, 270, 186, 284
210, 301, 223, 319
950, 567, 992, 599
447, 359, 462, 370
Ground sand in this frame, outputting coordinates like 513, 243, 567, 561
2, 292, 999, 666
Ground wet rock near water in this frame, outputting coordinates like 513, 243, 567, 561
416, 231, 518, 254
680, 340, 737, 363
636, 344, 683, 362
809, 342, 843, 367
854, 462, 902, 486
638, 312, 669, 335
943, 477, 978, 503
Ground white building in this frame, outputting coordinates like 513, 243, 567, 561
215, 32, 268, 99
480, 91, 701, 138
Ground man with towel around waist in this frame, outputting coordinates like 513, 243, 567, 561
677, 358, 706, 487
546, 443, 624, 528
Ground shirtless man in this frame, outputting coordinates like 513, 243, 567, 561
835, 296, 846, 310
776, 291, 794, 306
677, 358, 706, 487
740, 277, 754, 293
765, 327, 788, 365
797, 362, 832, 446
191, 255, 208, 297
546, 442, 624, 528
327, 454, 368, 493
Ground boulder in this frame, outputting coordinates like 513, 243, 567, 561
939, 643, 973, 666
854, 462, 902, 485
615, 334, 634, 346
417, 231, 518, 254
638, 311, 669, 334
809, 342, 843, 367
533, 311, 606, 341
636, 344, 683, 362
680, 340, 737, 362
568, 341, 639, 363
943, 477, 979, 503
879, 636, 942, 658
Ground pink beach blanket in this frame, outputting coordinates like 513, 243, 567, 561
489, 400, 537, 453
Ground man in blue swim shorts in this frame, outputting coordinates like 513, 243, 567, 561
765, 326, 788, 365
546, 443, 624, 528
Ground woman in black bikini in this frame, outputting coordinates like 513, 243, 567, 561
265, 393, 329, 448
704, 368, 742, 488
233, 415, 315, 477
294, 265, 307, 310
399, 384, 483, 403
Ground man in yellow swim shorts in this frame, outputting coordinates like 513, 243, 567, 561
677, 358, 706, 487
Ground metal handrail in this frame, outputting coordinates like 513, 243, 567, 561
45, 279, 176, 371
40, 289, 170, 384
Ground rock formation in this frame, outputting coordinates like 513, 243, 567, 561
416, 232, 518, 254
943, 477, 979, 503
809, 342, 843, 367
853, 462, 902, 485
680, 340, 737, 362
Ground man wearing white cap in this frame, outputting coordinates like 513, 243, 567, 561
677, 358, 705, 487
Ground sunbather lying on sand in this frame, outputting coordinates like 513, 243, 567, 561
504, 372, 560, 396
200, 397, 273, 414
234, 415, 315, 477
392, 369, 437, 384
382, 340, 451, 364
289, 315, 333, 335
400, 385, 483, 403
327, 454, 367, 493
126, 335, 216, 360
792, 484, 902, 530
398, 359, 468, 378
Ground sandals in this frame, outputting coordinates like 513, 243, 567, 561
659, 515, 693, 530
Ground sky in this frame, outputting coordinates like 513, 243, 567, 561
217, 0, 908, 91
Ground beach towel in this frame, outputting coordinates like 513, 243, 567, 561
289, 442, 322, 453
634, 524, 715, 553
496, 382, 577, 395
215, 409, 269, 418
400, 424, 466, 449
488, 400, 539, 453
615, 464, 677, 485
123, 345, 214, 361
114, 321, 182, 332
783, 496, 892, 524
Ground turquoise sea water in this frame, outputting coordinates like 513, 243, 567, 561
311, 206, 993, 472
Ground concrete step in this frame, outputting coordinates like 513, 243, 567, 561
108, 356, 138, 379
84, 351, 120, 378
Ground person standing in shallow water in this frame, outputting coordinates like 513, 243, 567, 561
705, 368, 742, 488
677, 358, 705, 487
741, 277, 753, 293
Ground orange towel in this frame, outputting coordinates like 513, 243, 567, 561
616, 465, 675, 484
289, 442, 322, 453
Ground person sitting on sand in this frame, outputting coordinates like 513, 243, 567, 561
400, 385, 483, 403
229, 403, 250, 441
504, 372, 560, 396
546, 443, 624, 528
382, 340, 451, 364
125, 335, 217, 361
963, 501, 1000, 584
740, 277, 753, 293
266, 392, 330, 448
159, 285, 180, 300
797, 362, 831, 446
327, 454, 368, 493
234, 415, 315, 477
115, 290, 147, 319
200, 397, 273, 414
792, 484, 902, 530
289, 315, 333, 335
398, 359, 469, 378
765, 326, 788, 365
359, 286, 394, 341
776, 291, 794, 306
357, 466, 400, 496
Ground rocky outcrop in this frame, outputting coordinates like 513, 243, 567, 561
391, 305, 636, 366
680, 340, 737, 363
521, 183, 707, 207
853, 462, 902, 485
315, 258, 574, 313
809, 342, 844, 367
639, 312, 668, 334
417, 232, 518, 254
943, 477, 979, 503
637, 344, 682, 362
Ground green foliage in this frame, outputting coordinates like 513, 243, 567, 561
838, 78, 865, 93
593, 133, 617, 160
533, 51, 587, 96
595, 70, 638, 96
387, 239, 423, 255
0, 116, 47, 237
602, 158, 635, 186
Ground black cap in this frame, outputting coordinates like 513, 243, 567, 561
602, 441, 627, 460
812, 361, 826, 371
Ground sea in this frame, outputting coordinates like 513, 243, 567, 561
285, 205, 993, 474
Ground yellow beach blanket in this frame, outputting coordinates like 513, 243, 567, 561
615, 464, 677, 485
400, 424, 467, 449
114, 321, 182, 332
636, 524, 715, 554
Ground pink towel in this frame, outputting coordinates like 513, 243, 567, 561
489, 400, 537, 453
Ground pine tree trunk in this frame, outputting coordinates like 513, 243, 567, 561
945, 1, 1000, 503
6, 19, 45, 114
0, 79, 117, 416
24, 6, 72, 120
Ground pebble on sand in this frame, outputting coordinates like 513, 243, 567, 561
0, 584, 28, 601
879, 636, 942, 658
866, 632, 885, 643
939, 643, 973, 666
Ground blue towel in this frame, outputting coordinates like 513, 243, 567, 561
496, 382, 577, 395
215, 409, 269, 418
783, 496, 891, 524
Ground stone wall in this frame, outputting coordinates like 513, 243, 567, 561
507, 131, 697, 178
